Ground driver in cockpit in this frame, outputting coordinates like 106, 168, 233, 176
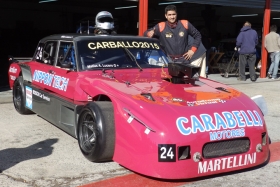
94, 11, 117, 35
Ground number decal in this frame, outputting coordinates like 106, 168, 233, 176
144, 42, 150, 48
138, 42, 145, 48
167, 147, 174, 159
158, 144, 176, 162
154, 43, 160, 49
160, 147, 167, 159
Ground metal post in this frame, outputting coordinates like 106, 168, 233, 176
260, 0, 271, 78
138, 0, 148, 36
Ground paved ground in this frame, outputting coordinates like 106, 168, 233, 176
0, 72, 280, 187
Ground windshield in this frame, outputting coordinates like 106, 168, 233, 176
76, 39, 172, 70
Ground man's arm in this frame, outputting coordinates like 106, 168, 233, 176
187, 22, 202, 52
143, 24, 160, 38
182, 21, 201, 60
254, 31, 258, 46
277, 35, 280, 47
236, 33, 243, 48
264, 35, 268, 49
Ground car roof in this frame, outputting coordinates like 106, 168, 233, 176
39, 33, 157, 43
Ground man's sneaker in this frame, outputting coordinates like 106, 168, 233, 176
271, 77, 280, 80
237, 77, 246, 81
251, 75, 257, 82
267, 73, 272, 79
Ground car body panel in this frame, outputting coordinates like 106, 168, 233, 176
8, 34, 269, 179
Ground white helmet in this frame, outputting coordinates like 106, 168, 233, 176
95, 11, 114, 30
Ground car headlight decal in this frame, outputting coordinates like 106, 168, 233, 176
123, 108, 156, 134
251, 95, 268, 116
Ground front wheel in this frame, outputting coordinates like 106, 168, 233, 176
78, 102, 115, 162
13, 76, 33, 114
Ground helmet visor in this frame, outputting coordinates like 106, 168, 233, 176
98, 17, 113, 23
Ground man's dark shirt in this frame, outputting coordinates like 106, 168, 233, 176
144, 20, 201, 58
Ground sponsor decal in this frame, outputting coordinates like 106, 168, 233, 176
32, 90, 50, 102
10, 75, 16, 80
187, 99, 226, 106
87, 64, 119, 69
176, 110, 263, 138
88, 41, 160, 50
158, 144, 176, 162
179, 31, 184, 37
172, 98, 184, 102
209, 128, 245, 141
33, 70, 69, 91
198, 152, 256, 174
9, 67, 17, 73
25, 86, 32, 109
165, 32, 173, 38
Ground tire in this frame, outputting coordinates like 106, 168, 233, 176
78, 101, 115, 162
13, 76, 33, 114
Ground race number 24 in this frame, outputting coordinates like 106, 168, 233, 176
158, 144, 176, 162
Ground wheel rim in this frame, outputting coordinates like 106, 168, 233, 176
79, 111, 98, 153
14, 83, 22, 110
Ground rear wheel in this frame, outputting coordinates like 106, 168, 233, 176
13, 76, 33, 114
78, 101, 115, 162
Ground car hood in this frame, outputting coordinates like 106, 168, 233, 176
80, 68, 242, 106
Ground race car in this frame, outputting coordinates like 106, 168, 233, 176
8, 33, 270, 179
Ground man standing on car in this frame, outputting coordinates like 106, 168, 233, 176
235, 21, 258, 82
143, 5, 206, 78
264, 25, 280, 80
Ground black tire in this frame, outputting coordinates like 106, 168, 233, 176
13, 76, 33, 114
78, 101, 115, 162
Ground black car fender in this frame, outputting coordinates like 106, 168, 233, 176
19, 64, 33, 83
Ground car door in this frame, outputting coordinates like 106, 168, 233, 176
47, 41, 78, 100
31, 41, 58, 90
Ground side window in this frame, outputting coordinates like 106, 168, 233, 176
41, 41, 57, 65
57, 42, 76, 69
34, 43, 44, 63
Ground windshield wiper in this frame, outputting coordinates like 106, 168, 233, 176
122, 47, 143, 71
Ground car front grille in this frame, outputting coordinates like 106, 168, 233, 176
202, 138, 250, 159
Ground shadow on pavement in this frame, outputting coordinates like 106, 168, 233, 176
0, 86, 11, 92
0, 138, 58, 173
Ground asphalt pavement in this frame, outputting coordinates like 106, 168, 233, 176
0, 86, 12, 104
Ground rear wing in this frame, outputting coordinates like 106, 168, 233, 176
8, 56, 32, 63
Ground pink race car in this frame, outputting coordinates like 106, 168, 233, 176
8, 33, 269, 179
